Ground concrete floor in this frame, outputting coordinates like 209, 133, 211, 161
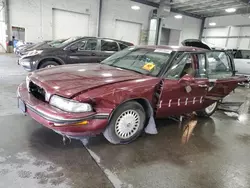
1, 54, 250, 188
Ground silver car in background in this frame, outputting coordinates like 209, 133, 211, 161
227, 49, 250, 84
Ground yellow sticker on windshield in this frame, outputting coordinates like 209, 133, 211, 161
142, 62, 155, 71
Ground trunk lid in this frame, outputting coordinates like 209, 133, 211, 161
182, 39, 211, 50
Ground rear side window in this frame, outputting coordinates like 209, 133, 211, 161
101, 40, 118, 51
235, 50, 250, 59
206, 51, 232, 79
119, 43, 128, 50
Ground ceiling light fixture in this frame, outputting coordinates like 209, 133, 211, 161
225, 8, 236, 13
175, 15, 183, 19
131, 5, 140, 10
209, 22, 216, 26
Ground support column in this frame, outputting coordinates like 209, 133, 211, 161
97, 0, 103, 37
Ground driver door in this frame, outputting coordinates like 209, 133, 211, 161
156, 53, 209, 118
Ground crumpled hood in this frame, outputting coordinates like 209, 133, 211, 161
30, 63, 145, 98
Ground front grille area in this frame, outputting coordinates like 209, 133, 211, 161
29, 82, 46, 102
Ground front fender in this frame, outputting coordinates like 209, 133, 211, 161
73, 78, 161, 115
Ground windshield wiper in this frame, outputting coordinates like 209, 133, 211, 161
117, 66, 146, 75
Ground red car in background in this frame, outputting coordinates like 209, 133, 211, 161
17, 45, 246, 144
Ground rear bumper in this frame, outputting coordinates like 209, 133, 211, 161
17, 83, 109, 137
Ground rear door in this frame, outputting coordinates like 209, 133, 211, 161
203, 51, 245, 107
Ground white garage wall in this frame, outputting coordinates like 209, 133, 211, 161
203, 14, 250, 49
0, 6, 6, 52
9, 0, 99, 42
100, 0, 155, 44
205, 14, 250, 27
52, 9, 90, 39
114, 20, 142, 45
161, 12, 202, 45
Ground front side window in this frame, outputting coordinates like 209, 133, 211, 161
206, 51, 232, 79
101, 40, 118, 51
85, 39, 97, 51
102, 48, 171, 76
70, 40, 87, 50
165, 54, 195, 79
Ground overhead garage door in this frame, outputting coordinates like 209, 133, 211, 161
52, 9, 89, 39
114, 20, 142, 45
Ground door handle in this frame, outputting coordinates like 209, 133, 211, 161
198, 84, 208, 88
91, 53, 96, 56
247, 62, 250, 64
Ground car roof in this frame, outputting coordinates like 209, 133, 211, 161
137, 45, 209, 52
76, 36, 133, 45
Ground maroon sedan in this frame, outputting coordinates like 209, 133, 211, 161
17, 45, 246, 144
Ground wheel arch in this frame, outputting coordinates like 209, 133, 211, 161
37, 57, 65, 69
108, 98, 153, 124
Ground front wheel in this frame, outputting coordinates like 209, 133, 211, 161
196, 102, 218, 117
103, 101, 146, 144
39, 61, 59, 69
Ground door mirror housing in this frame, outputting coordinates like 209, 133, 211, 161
178, 74, 195, 83
70, 45, 78, 52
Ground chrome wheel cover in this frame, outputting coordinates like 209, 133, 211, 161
115, 110, 140, 139
205, 102, 217, 114
45, 65, 55, 68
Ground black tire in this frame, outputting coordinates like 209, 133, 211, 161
103, 101, 146, 145
38, 61, 59, 69
196, 101, 218, 117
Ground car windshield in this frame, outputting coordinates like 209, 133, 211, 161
55, 37, 82, 48
48, 39, 67, 47
101, 47, 172, 76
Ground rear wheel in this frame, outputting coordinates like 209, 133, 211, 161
103, 101, 146, 144
196, 102, 218, 117
39, 61, 59, 69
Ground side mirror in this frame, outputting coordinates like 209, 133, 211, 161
178, 74, 195, 83
70, 45, 78, 52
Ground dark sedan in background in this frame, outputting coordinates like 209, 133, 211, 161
18, 37, 133, 71
16, 39, 67, 57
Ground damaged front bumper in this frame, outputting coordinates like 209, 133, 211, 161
17, 83, 109, 137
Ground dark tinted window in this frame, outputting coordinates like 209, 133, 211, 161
101, 40, 118, 51
85, 39, 97, 50
235, 50, 250, 59
119, 43, 128, 50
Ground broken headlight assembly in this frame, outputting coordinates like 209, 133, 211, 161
49, 95, 93, 113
